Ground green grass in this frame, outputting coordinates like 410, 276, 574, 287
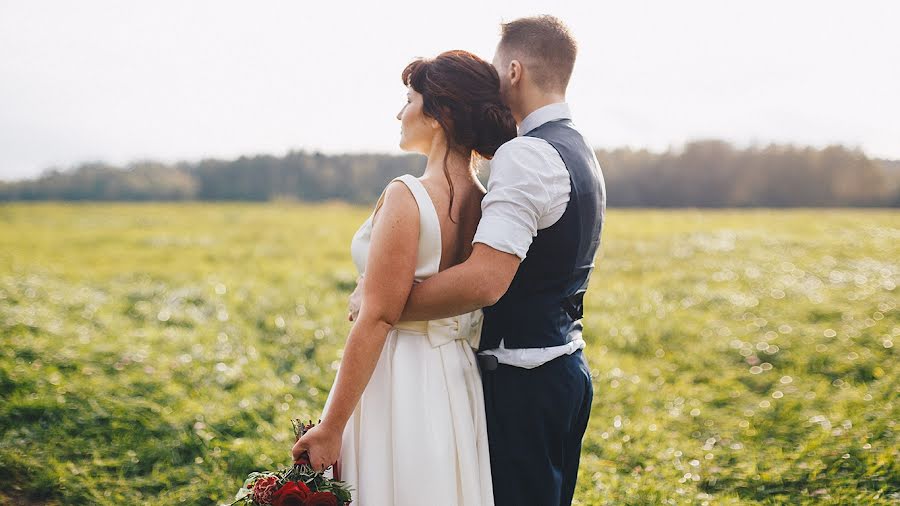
0, 203, 897, 505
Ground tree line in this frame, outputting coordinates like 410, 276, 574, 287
1, 140, 897, 207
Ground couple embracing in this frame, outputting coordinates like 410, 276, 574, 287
292, 15, 606, 506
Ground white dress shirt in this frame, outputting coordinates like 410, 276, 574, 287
473, 102, 588, 369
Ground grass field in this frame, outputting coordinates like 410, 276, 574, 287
0, 203, 897, 505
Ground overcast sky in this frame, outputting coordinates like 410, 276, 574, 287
1, 0, 898, 181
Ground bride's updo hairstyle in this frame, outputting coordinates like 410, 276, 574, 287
402, 50, 516, 219
402, 50, 517, 160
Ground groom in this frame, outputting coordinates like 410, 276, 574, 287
357, 16, 605, 506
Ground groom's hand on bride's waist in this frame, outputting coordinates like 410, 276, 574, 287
347, 276, 364, 321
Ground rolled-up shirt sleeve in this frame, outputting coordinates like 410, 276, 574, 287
473, 139, 552, 260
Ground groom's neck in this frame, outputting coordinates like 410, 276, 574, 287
513, 91, 567, 125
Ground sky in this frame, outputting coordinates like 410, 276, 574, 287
1, 0, 898, 181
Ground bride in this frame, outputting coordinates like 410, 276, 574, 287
292, 50, 516, 505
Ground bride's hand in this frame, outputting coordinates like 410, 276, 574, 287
347, 276, 364, 321
292, 422, 342, 472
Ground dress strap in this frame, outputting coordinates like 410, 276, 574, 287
391, 174, 443, 277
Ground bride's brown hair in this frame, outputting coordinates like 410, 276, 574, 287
402, 50, 517, 219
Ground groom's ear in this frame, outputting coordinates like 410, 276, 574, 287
508, 59, 523, 87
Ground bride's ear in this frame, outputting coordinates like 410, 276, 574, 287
429, 108, 448, 130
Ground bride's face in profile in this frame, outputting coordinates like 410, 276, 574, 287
396, 86, 438, 154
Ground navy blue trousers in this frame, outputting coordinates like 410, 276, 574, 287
481, 350, 593, 506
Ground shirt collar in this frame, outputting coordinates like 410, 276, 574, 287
518, 102, 572, 136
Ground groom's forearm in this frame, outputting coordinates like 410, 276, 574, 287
400, 244, 520, 321
400, 265, 492, 321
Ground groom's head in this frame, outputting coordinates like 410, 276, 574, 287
493, 15, 577, 118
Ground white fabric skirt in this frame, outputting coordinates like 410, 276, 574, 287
324, 327, 494, 506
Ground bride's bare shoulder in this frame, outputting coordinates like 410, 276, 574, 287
372, 178, 419, 225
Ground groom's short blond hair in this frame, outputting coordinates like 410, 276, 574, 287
498, 15, 577, 94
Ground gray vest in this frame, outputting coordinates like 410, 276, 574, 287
480, 119, 606, 350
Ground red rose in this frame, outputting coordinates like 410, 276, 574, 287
273, 480, 312, 506
307, 491, 339, 506
252, 476, 280, 505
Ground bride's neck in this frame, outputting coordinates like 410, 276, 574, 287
423, 137, 475, 182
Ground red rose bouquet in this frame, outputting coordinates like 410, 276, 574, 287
224, 419, 352, 506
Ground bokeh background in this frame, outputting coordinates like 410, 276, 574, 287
1, 1, 897, 505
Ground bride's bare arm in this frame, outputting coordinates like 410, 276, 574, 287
399, 243, 520, 321
293, 181, 419, 469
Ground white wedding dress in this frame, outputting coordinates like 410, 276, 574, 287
322, 174, 494, 506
